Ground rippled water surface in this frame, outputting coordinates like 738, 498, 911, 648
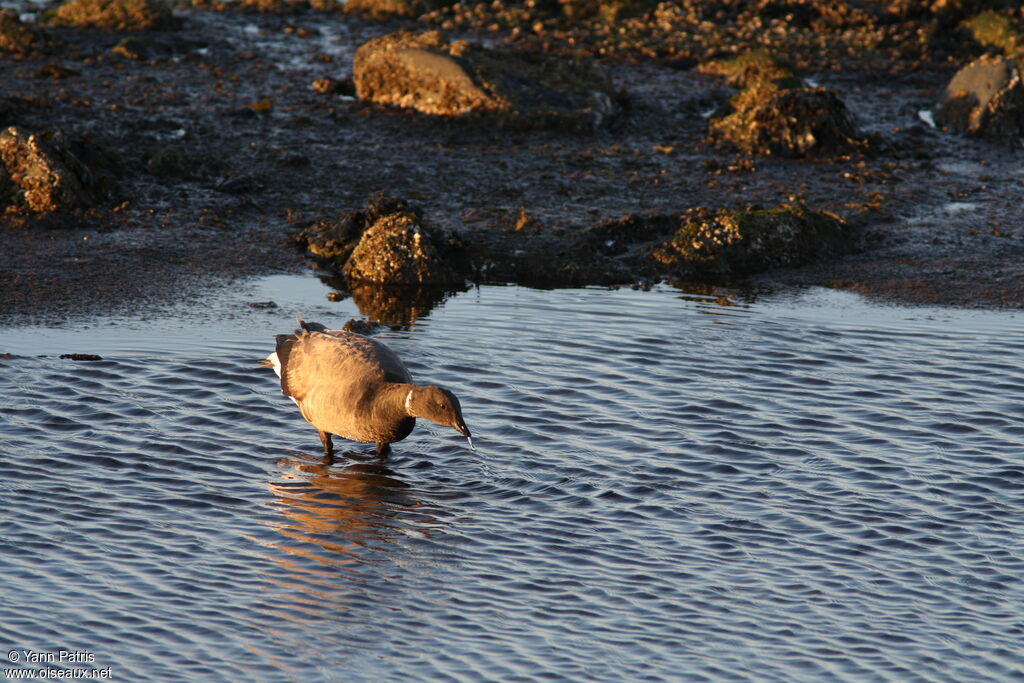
2, 279, 1023, 681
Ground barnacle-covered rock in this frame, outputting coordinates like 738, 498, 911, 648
298, 193, 464, 286
0, 126, 105, 213
343, 212, 459, 285
709, 77, 864, 157
651, 206, 854, 279
353, 30, 622, 131
44, 0, 176, 31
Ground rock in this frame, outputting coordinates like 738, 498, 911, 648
146, 144, 190, 179
698, 49, 795, 88
934, 54, 1024, 138
343, 0, 456, 19
311, 77, 356, 96
44, 0, 176, 31
214, 174, 259, 194
511, 206, 543, 233
344, 0, 420, 18
651, 206, 854, 279
112, 36, 147, 59
307, 0, 341, 10
59, 353, 102, 361
962, 11, 1020, 55
353, 30, 621, 131
36, 62, 80, 79
299, 193, 464, 286
709, 77, 863, 157
299, 192, 409, 265
342, 318, 381, 335
0, 127, 104, 213
311, 77, 339, 94
343, 212, 459, 285
236, 0, 306, 13
580, 213, 679, 257
0, 10, 40, 53
112, 34, 181, 59
499, 242, 629, 287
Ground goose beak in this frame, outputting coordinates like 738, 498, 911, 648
258, 358, 274, 367
455, 418, 473, 449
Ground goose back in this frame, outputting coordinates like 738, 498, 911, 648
276, 328, 414, 443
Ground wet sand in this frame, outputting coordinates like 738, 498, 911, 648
1, 6, 1022, 321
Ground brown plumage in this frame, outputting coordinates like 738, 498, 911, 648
263, 318, 471, 460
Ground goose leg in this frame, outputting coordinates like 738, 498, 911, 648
318, 430, 334, 463
375, 442, 391, 458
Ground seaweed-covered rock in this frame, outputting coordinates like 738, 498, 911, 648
44, 0, 175, 31
651, 206, 853, 279
0, 126, 104, 213
0, 10, 40, 53
934, 54, 1024, 138
353, 30, 621, 131
709, 78, 863, 157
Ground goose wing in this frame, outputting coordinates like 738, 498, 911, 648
275, 327, 413, 438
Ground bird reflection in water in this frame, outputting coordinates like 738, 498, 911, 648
256, 454, 446, 616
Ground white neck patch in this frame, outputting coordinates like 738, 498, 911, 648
404, 388, 414, 415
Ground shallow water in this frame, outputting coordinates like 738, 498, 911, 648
2, 279, 1023, 681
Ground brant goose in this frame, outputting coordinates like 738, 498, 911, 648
264, 318, 472, 459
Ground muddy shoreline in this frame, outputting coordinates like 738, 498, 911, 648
2, 4, 1022, 322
